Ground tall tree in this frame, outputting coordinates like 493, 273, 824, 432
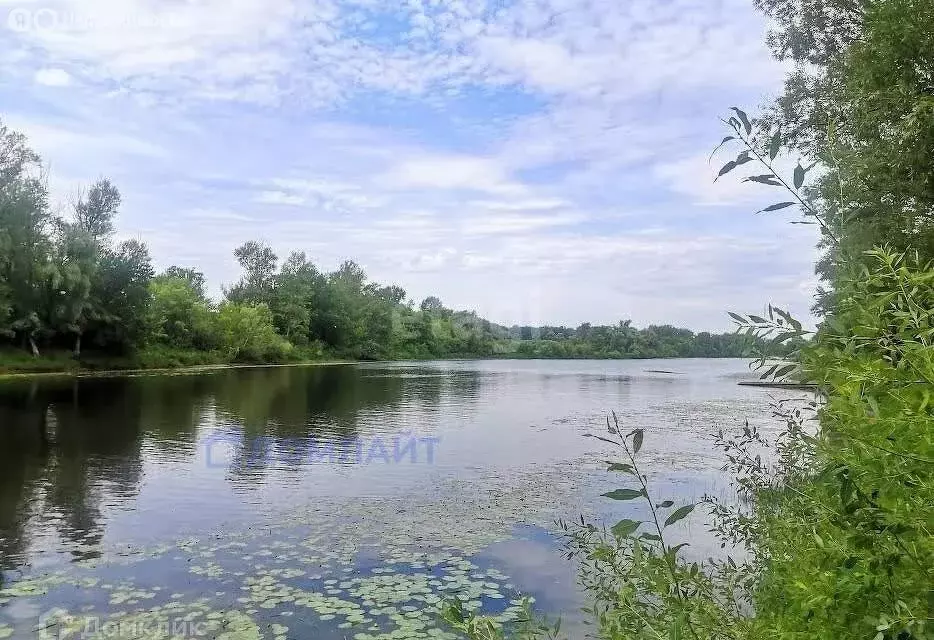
74, 179, 120, 240
755, 0, 934, 312
419, 296, 444, 314
48, 223, 97, 356
0, 119, 53, 355
88, 239, 154, 353
52, 179, 124, 356
163, 266, 207, 300
227, 241, 278, 303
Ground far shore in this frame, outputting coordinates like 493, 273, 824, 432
0, 355, 773, 384
0, 359, 356, 381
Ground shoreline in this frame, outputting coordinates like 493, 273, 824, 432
0, 354, 760, 381
0, 360, 355, 381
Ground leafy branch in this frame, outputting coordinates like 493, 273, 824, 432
712, 107, 839, 246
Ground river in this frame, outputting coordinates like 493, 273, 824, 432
0, 359, 797, 639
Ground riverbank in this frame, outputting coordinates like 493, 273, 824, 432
0, 349, 769, 379
0, 360, 357, 380
0, 347, 353, 379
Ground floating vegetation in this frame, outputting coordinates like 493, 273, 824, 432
0, 361, 790, 640
0, 466, 599, 639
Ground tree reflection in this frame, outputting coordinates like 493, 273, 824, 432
0, 379, 145, 568
0, 364, 484, 567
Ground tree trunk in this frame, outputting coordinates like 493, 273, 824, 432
74, 333, 82, 359
29, 336, 40, 358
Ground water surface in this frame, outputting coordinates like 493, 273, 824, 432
0, 359, 796, 639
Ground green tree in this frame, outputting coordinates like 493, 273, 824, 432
419, 296, 444, 314
149, 272, 218, 350
269, 251, 319, 345
74, 178, 119, 239
163, 266, 207, 300
216, 302, 291, 362
226, 241, 278, 304
49, 179, 124, 356
88, 239, 154, 352
0, 119, 53, 355
756, 0, 934, 312
47, 223, 96, 357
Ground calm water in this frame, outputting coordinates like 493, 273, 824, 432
0, 359, 795, 639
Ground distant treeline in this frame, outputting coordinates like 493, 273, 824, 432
1, 119, 778, 372
499, 322, 776, 359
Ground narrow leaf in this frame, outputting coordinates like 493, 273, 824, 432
758, 201, 796, 213
632, 429, 644, 454
728, 312, 746, 323
715, 160, 737, 182
734, 150, 754, 166
664, 504, 696, 527
769, 130, 782, 160
774, 364, 797, 378
760, 364, 779, 379
709, 135, 735, 161
731, 107, 752, 135
607, 462, 635, 473
603, 489, 644, 501
657, 500, 675, 508
745, 175, 783, 186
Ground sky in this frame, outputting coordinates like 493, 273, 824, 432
0, 0, 819, 332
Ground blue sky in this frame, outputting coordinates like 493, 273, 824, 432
0, 0, 818, 331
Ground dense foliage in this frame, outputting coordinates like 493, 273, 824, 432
500, 322, 766, 359
756, 0, 934, 312
444, 0, 933, 638
0, 127, 764, 371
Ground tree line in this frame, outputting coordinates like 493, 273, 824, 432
1, 126, 770, 370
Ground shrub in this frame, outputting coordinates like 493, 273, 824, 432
216, 302, 293, 363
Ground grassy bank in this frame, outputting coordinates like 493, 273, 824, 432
0, 346, 345, 378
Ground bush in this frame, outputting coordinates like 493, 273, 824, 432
216, 302, 293, 363
747, 249, 934, 639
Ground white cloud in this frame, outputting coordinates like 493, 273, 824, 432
379, 153, 525, 195
186, 208, 255, 222
6, 119, 166, 161
472, 198, 567, 212
460, 212, 586, 236
266, 177, 381, 210
476, 36, 608, 94
254, 190, 307, 206
33, 67, 71, 86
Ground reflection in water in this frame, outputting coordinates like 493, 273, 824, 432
0, 359, 798, 635
0, 379, 144, 569
0, 365, 490, 571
